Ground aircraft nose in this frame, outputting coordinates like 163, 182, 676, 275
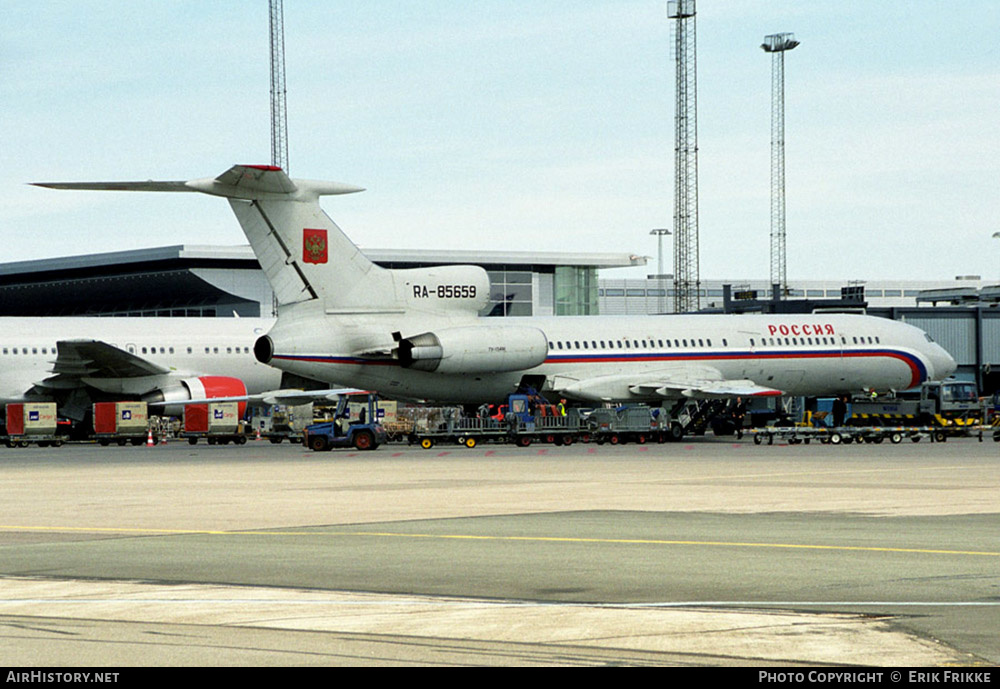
930, 344, 957, 381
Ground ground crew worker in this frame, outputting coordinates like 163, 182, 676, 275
557, 399, 567, 416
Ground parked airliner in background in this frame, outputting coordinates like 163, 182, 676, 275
0, 317, 282, 422
34, 165, 958, 406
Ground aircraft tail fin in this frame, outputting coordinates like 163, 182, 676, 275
33, 165, 392, 309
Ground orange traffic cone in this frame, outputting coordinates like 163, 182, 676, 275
256, 428, 262, 441
146, 429, 154, 447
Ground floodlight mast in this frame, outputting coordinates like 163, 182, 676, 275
650, 228, 672, 314
762, 32, 799, 298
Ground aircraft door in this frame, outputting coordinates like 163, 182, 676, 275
739, 332, 762, 381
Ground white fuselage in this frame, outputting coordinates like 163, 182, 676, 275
264, 311, 957, 404
0, 317, 281, 404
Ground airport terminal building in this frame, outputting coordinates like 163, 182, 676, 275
0, 245, 642, 320
2, 245, 998, 393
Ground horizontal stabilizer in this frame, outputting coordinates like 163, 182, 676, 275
32, 165, 364, 201
31, 180, 191, 192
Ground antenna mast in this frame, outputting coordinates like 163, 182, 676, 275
269, 0, 289, 172
668, 0, 699, 313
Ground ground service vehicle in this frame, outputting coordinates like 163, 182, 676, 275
750, 380, 993, 445
847, 380, 982, 441
304, 393, 386, 451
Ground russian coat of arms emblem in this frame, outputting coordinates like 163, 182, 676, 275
303, 228, 328, 264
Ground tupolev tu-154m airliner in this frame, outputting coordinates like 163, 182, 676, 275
33, 165, 957, 406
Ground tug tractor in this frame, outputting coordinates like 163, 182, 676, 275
303, 393, 386, 452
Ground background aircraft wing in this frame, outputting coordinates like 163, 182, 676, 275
34, 340, 171, 393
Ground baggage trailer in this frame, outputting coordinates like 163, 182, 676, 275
93, 401, 153, 446
182, 402, 248, 445
408, 395, 687, 448
3, 403, 63, 448
408, 394, 583, 449
749, 423, 990, 446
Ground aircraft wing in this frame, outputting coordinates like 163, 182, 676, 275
34, 339, 171, 391
634, 379, 784, 399
560, 364, 783, 402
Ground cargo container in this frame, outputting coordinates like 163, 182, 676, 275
93, 401, 152, 446
3, 403, 63, 447
250, 402, 313, 444
182, 402, 247, 445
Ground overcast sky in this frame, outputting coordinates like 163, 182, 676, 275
3, 1, 999, 282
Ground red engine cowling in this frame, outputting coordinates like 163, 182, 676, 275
143, 376, 248, 417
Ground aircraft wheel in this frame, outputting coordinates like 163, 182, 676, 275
420, 438, 434, 450
309, 435, 329, 452
464, 437, 477, 449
